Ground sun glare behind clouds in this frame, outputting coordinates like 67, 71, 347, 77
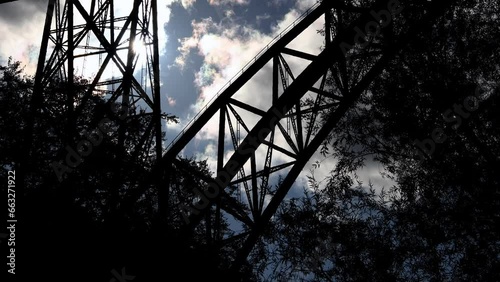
0, 0, 172, 79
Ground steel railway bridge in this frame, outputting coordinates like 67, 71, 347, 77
16, 0, 456, 277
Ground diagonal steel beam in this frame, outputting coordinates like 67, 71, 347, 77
162, 0, 335, 160
229, 0, 459, 271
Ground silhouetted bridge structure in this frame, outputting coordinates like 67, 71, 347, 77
28, 0, 455, 276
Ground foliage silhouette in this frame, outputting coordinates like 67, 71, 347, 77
253, 0, 500, 280
2, 0, 500, 280
0, 58, 256, 281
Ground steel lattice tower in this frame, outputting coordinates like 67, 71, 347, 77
33, 0, 163, 162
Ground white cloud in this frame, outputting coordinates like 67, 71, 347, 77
0, 1, 46, 74
175, 17, 217, 68
208, 0, 250, 6
256, 13, 271, 24
168, 96, 177, 106
296, 0, 318, 12
0, 0, 176, 75
181, 0, 197, 8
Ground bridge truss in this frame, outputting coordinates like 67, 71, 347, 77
157, 0, 454, 274
33, 0, 164, 162
30, 0, 455, 277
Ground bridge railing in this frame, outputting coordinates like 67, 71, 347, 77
165, 1, 322, 153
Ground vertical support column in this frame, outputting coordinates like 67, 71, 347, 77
110, 0, 114, 44
325, 7, 331, 45
29, 0, 56, 155
152, 0, 162, 159
273, 56, 279, 102
151, 0, 165, 223
19, 0, 57, 245
33, 0, 56, 105
67, 0, 75, 143
115, 0, 139, 192
250, 154, 259, 219
111, 0, 139, 220
216, 107, 226, 241
295, 101, 303, 151
122, 0, 139, 118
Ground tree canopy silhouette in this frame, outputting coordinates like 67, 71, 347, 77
0, 58, 253, 281
1, 0, 500, 280
253, 0, 500, 280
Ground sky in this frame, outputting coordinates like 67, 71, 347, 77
0, 0, 394, 206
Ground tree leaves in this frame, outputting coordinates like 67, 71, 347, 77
255, 0, 500, 280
